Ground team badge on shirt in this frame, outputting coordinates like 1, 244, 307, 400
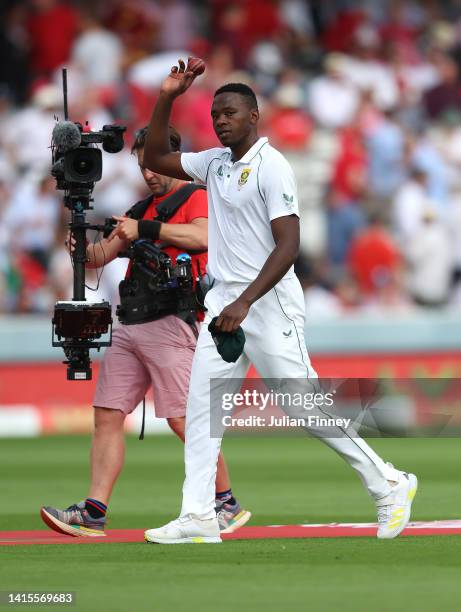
238, 168, 252, 188
283, 193, 295, 210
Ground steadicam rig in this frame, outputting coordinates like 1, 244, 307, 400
51, 69, 126, 380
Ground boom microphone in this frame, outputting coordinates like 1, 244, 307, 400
52, 121, 82, 152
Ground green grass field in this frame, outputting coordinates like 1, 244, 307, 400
1, 434, 461, 611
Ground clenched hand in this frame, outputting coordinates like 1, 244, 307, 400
215, 297, 251, 332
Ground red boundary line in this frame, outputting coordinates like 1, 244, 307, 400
2, 523, 461, 545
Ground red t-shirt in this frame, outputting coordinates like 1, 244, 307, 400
127, 185, 208, 319
348, 228, 401, 295
331, 128, 367, 202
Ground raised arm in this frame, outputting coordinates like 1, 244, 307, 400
144, 58, 205, 179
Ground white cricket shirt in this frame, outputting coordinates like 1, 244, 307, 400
181, 137, 299, 284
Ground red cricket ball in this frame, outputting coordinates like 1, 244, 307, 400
187, 57, 206, 76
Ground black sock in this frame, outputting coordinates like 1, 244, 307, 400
85, 498, 107, 518
216, 489, 236, 506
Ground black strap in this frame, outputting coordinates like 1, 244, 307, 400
125, 184, 206, 222
155, 184, 206, 222
125, 194, 154, 221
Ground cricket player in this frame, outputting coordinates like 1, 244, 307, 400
142, 58, 418, 544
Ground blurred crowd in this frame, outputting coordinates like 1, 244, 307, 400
2, 0, 461, 317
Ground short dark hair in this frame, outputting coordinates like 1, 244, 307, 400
214, 83, 258, 109
131, 125, 181, 154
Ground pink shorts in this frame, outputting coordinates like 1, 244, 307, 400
93, 315, 198, 418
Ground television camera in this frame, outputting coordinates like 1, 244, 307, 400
51, 69, 126, 380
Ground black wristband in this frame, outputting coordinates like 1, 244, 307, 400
138, 219, 162, 241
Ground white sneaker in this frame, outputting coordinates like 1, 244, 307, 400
376, 470, 418, 539
144, 515, 222, 544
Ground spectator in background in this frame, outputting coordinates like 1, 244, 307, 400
2, 171, 61, 313
340, 22, 400, 111
307, 53, 360, 129
326, 188, 366, 268
326, 124, 367, 267
320, 6, 367, 53
267, 78, 312, 151
153, 0, 196, 53
26, 0, 79, 78
408, 129, 450, 208
2, 83, 61, 174
71, 6, 123, 88
210, 0, 281, 67
7, 250, 50, 312
404, 208, 453, 307
348, 213, 402, 301
3, 0, 461, 318
250, 40, 284, 96
331, 123, 368, 202
365, 108, 406, 201
384, 41, 439, 116
279, 0, 313, 37
103, 0, 158, 62
423, 52, 461, 120
378, 0, 423, 62
3, 172, 60, 272
392, 167, 433, 242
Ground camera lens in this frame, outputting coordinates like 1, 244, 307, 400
73, 157, 93, 175
64, 147, 102, 183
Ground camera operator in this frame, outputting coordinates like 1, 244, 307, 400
41, 126, 250, 537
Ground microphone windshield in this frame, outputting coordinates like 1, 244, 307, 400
52, 121, 81, 152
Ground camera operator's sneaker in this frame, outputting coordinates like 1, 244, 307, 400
144, 515, 221, 544
376, 470, 418, 539
40, 502, 106, 537
216, 500, 252, 534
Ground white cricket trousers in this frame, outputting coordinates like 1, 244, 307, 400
180, 277, 399, 519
